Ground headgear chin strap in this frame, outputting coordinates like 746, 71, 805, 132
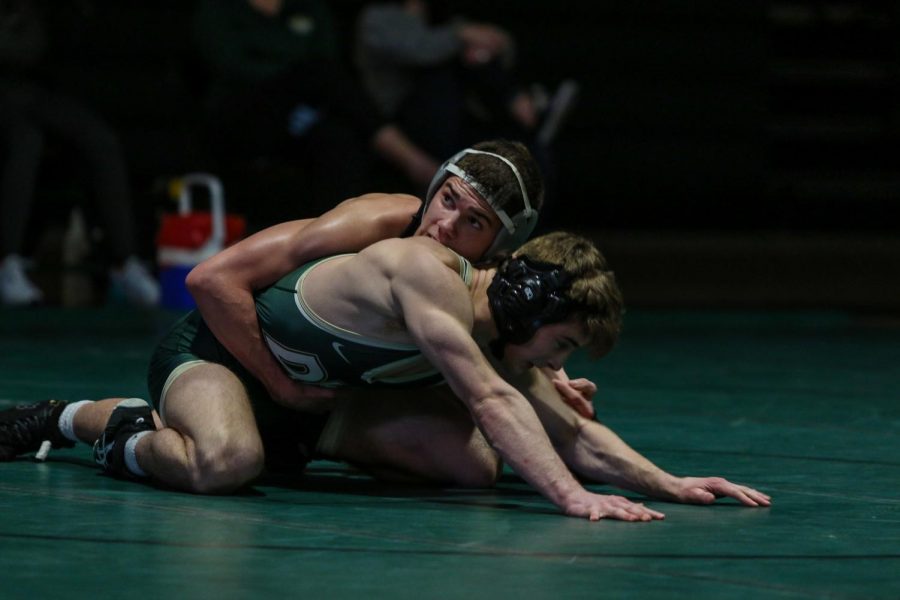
422, 148, 538, 258
487, 256, 574, 359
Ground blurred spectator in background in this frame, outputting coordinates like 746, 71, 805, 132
0, 0, 160, 307
193, 0, 440, 208
355, 0, 579, 162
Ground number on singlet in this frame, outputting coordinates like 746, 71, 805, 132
264, 335, 327, 382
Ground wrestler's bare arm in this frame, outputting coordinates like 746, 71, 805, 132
379, 239, 664, 521
519, 370, 772, 507
185, 194, 421, 408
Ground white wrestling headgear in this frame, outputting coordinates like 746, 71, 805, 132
423, 148, 539, 258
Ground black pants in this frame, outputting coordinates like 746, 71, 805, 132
0, 81, 136, 260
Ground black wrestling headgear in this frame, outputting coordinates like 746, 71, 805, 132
487, 256, 574, 358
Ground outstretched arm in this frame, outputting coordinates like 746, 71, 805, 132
521, 371, 771, 507
385, 241, 664, 521
186, 194, 421, 409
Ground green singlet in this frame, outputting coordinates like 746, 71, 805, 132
145, 250, 473, 470
255, 254, 470, 388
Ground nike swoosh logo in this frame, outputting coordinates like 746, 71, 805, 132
332, 342, 351, 364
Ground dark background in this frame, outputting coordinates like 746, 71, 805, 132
23, 1, 900, 310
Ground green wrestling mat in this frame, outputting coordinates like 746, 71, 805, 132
1, 308, 898, 599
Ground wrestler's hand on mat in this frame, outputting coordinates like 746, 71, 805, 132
263, 369, 336, 413
672, 477, 772, 507
564, 491, 665, 522
547, 368, 598, 419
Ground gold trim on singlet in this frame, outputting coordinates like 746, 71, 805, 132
360, 353, 437, 385
159, 359, 208, 423
455, 251, 474, 288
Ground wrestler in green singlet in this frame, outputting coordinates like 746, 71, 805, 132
145, 251, 472, 469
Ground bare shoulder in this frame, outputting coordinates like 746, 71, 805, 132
337, 193, 421, 228
362, 236, 462, 276
292, 192, 422, 254
350, 192, 422, 206
360, 238, 473, 323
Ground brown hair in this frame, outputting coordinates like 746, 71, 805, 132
514, 231, 624, 357
456, 139, 544, 217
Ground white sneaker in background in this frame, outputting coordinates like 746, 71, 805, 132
109, 256, 161, 308
537, 79, 581, 147
0, 254, 44, 306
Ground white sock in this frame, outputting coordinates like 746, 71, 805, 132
57, 400, 92, 443
124, 430, 151, 478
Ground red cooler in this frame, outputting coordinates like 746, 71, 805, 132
156, 174, 245, 310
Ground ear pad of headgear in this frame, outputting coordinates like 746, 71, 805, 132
488, 256, 573, 347
483, 204, 538, 259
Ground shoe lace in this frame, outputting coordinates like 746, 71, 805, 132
92, 438, 110, 465
0, 413, 46, 448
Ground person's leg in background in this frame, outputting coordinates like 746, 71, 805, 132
0, 95, 45, 306
0, 84, 159, 307
23, 87, 159, 307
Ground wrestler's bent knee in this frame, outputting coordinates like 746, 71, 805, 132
187, 440, 265, 494
454, 452, 502, 488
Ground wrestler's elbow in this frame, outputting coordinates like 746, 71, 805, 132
185, 260, 222, 298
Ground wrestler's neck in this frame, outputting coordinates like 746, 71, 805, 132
469, 267, 499, 342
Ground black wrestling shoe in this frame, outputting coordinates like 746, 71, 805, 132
92, 398, 154, 477
0, 399, 73, 461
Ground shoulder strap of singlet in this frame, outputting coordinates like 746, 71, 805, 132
400, 201, 424, 239
449, 249, 474, 288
